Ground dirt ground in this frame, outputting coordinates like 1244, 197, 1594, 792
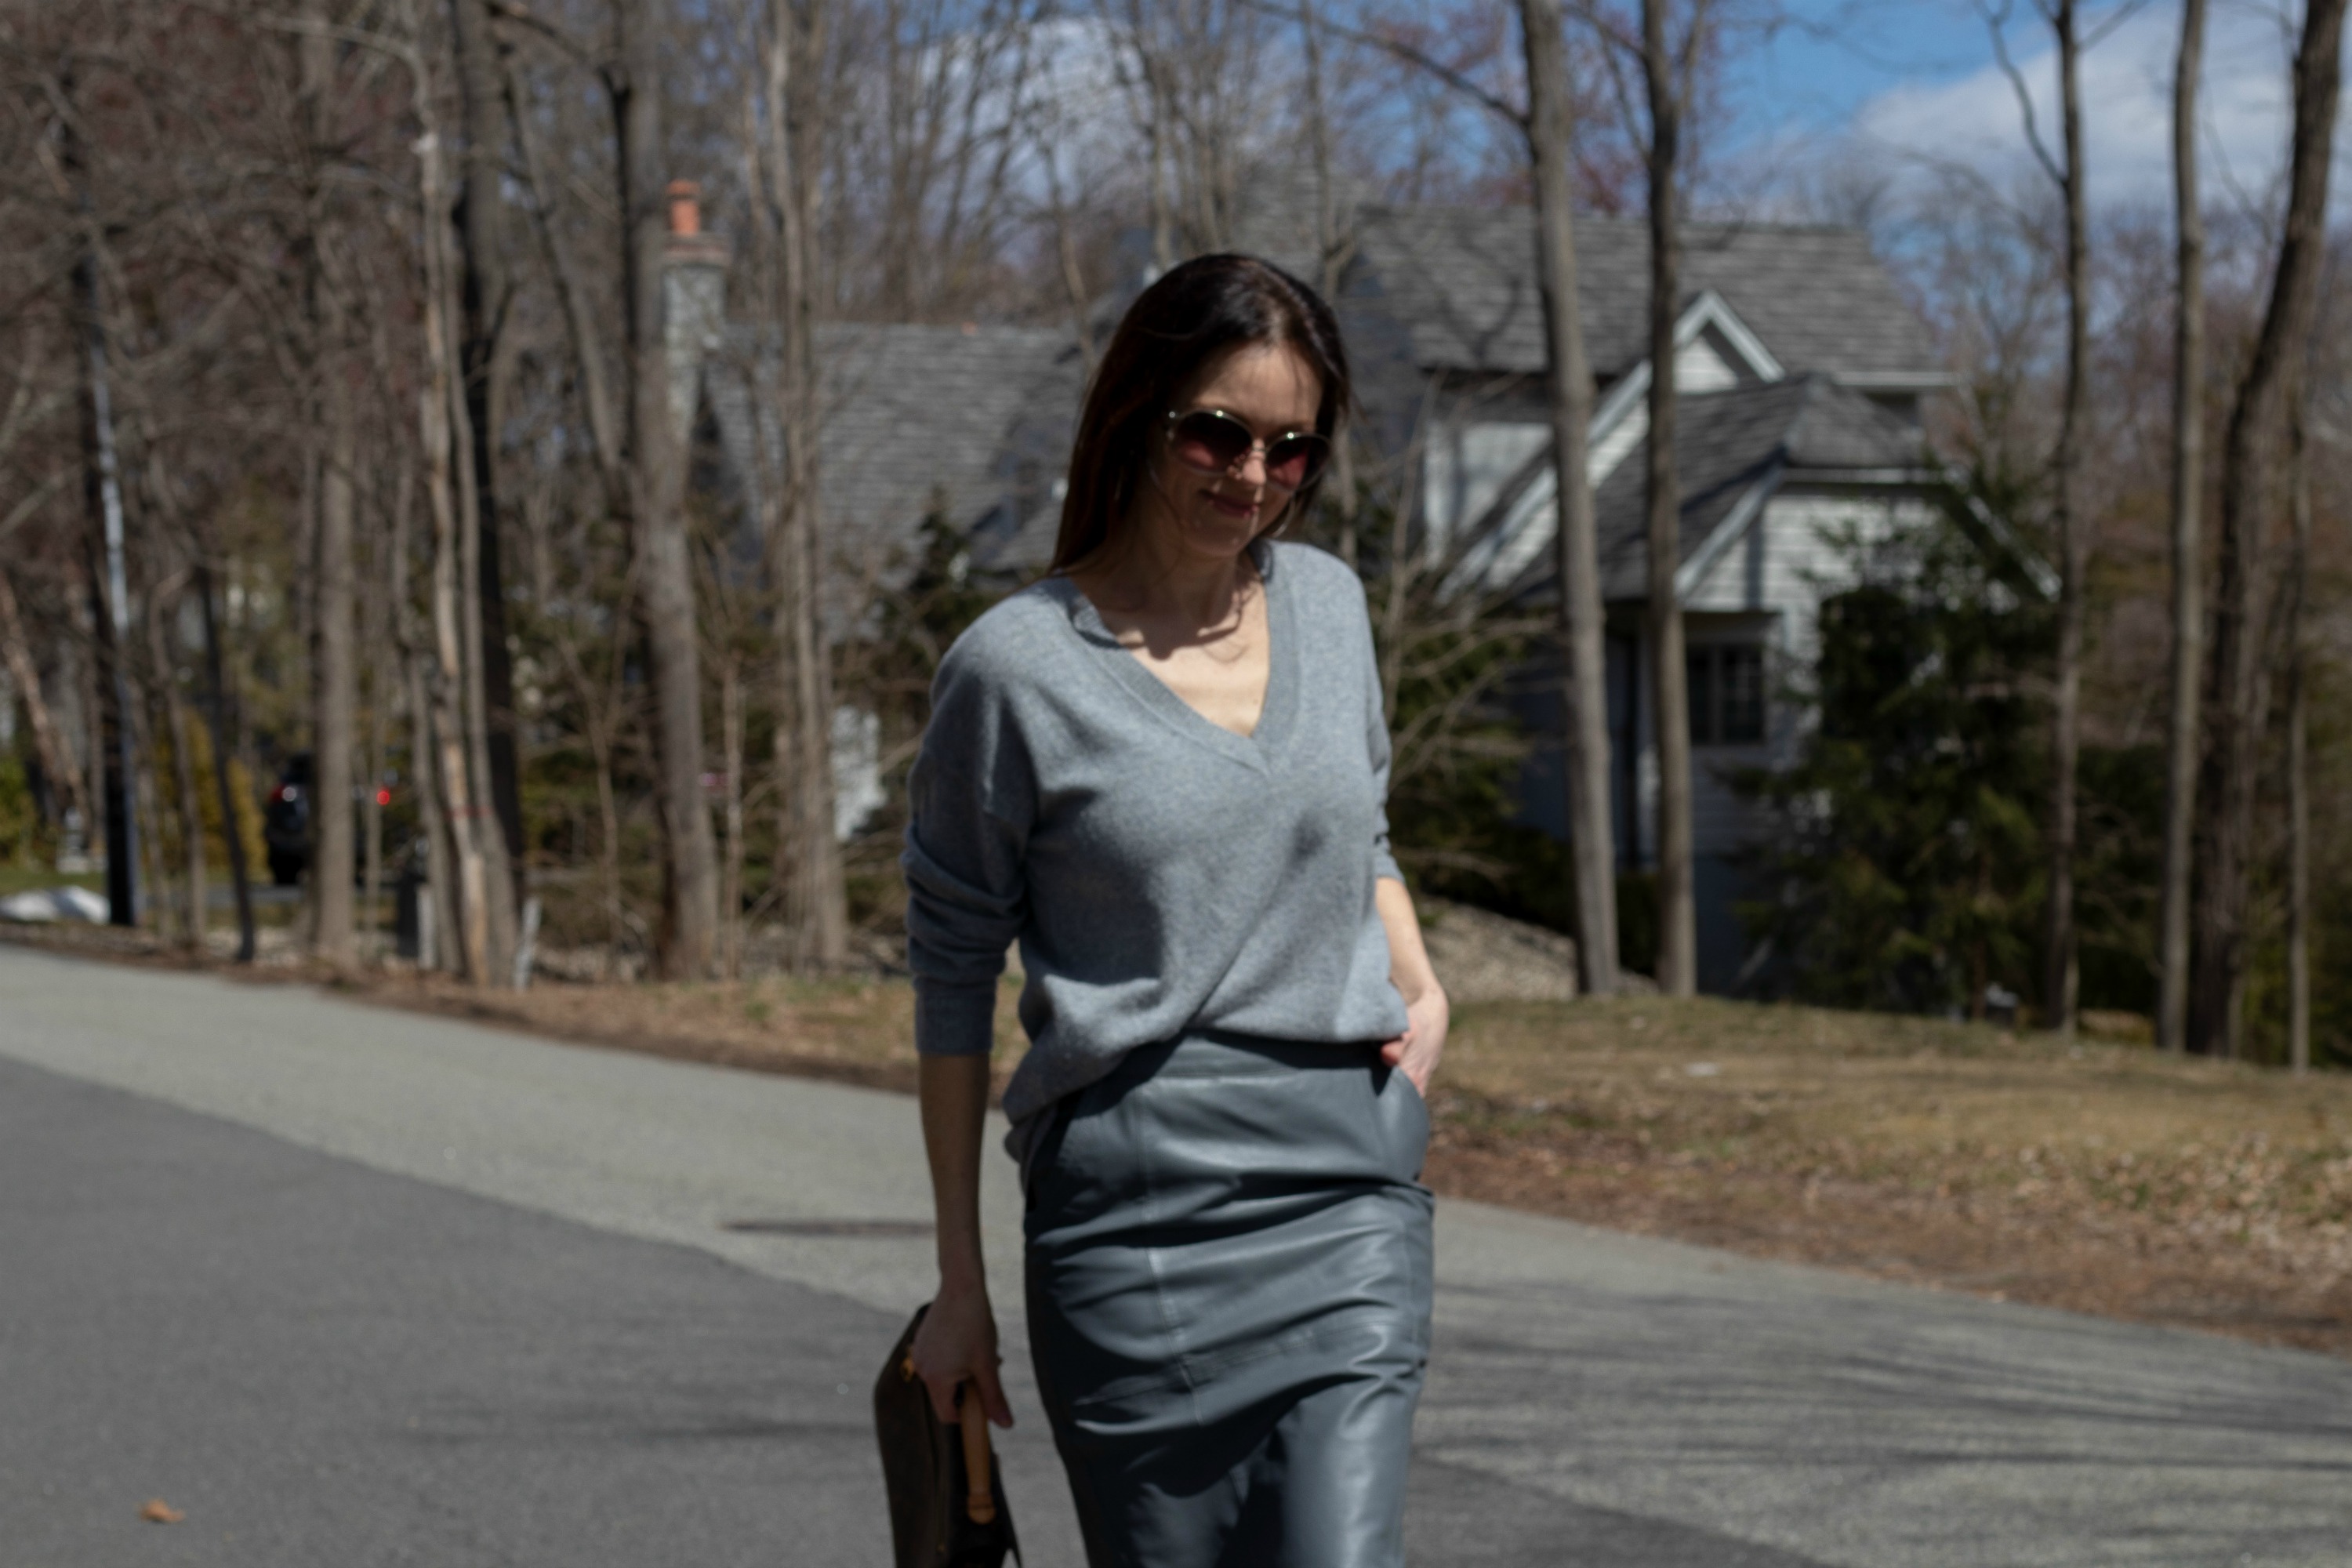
8, 919, 2349, 1359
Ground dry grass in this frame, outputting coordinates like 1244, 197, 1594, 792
1428, 996, 2352, 1354
9, 922, 2350, 1356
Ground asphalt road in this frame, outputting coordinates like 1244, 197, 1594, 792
2, 943, 2347, 1566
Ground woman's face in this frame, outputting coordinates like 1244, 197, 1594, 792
1137, 339, 1323, 568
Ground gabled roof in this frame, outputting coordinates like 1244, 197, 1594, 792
704, 321, 1083, 583
1490, 374, 1929, 603
1341, 206, 1942, 387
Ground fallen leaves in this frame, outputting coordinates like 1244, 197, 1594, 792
139, 1499, 185, 1524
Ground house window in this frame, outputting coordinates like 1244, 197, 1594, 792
1686, 644, 1765, 745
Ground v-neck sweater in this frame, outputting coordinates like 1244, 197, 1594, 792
902, 539, 1410, 1165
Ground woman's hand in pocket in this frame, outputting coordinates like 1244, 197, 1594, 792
1380, 982, 1448, 1096
909, 1278, 1014, 1428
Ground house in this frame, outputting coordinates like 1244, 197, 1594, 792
665, 187, 2002, 988
1236, 200, 2009, 992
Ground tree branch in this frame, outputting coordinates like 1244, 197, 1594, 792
1232, 0, 1526, 129
481, 0, 602, 70
1977, 0, 2069, 191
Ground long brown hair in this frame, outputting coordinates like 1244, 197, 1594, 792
1049, 253, 1352, 575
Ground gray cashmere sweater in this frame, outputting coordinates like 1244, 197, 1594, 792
902, 539, 1409, 1163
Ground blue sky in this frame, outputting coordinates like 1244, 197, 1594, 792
1726, 0, 2007, 139
1712, 2, 2319, 214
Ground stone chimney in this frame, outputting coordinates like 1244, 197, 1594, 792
662, 180, 731, 444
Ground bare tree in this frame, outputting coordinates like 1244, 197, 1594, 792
2156, 0, 2206, 1054
1638, 0, 1701, 995
1111, 0, 1273, 261
753, 0, 849, 970
2285, 398, 2311, 1076
617, 0, 722, 978
54, 80, 140, 929
312, 348, 361, 963
449, 0, 528, 895
1981, 0, 2090, 1034
415, 107, 499, 982
192, 545, 257, 964
1521, 0, 1619, 994
297, 9, 359, 967
2190, 0, 2347, 1058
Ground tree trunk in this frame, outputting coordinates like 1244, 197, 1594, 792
2286, 403, 2310, 1077
295, 0, 351, 963
1642, 0, 1694, 996
131, 620, 182, 948
361, 460, 403, 959
2040, 0, 2089, 1036
763, 0, 847, 972
592, 716, 625, 963
193, 554, 256, 963
147, 583, 206, 953
129, 688, 166, 943
446, 295, 518, 979
71, 167, 137, 927
720, 657, 744, 979
312, 357, 358, 966
449, 0, 527, 890
76, 588, 102, 870
0, 566, 91, 835
2156, 0, 2207, 1054
383, 427, 448, 972
1520, 0, 1618, 995
2190, 0, 2347, 1058
428, 470, 490, 984
413, 117, 495, 984
408, 648, 459, 972
616, 0, 720, 979
173, 702, 206, 954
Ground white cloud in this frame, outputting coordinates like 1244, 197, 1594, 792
1850, 2, 2327, 214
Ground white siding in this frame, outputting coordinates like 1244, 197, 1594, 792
1421, 419, 1548, 555
1684, 488, 1933, 632
1459, 400, 1650, 592
1675, 332, 1742, 394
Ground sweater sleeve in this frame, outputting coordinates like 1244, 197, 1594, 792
902, 643, 1035, 1058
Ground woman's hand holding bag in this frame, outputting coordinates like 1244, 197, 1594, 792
873, 1300, 1020, 1567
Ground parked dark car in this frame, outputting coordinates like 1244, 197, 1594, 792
263, 753, 313, 886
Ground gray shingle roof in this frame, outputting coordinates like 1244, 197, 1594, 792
1341, 206, 1940, 384
705, 321, 1083, 587
1513, 374, 1929, 601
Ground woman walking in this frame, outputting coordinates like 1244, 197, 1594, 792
903, 252, 1446, 1567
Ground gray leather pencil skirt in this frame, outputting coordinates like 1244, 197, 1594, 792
1023, 1031, 1436, 1568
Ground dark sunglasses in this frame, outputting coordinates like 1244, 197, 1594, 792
1163, 408, 1332, 492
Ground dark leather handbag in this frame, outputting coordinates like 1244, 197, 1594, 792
873, 1304, 1020, 1568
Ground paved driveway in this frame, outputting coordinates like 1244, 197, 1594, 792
2, 944, 2346, 1566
